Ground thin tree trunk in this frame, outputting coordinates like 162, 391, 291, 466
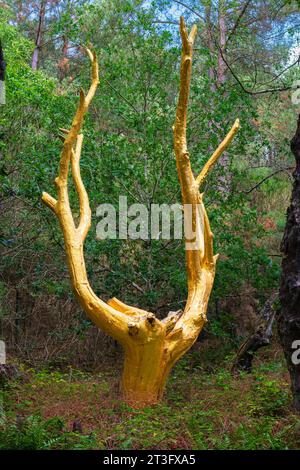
58, 35, 70, 81
217, 0, 227, 86
16, 1, 25, 24
0, 40, 5, 105
31, 0, 46, 71
216, 1, 232, 194
277, 114, 300, 412
204, 1, 216, 90
0, 40, 5, 81
232, 295, 277, 374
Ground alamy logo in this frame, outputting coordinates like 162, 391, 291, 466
291, 340, 300, 365
96, 196, 207, 251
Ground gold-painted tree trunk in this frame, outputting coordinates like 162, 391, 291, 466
42, 18, 239, 407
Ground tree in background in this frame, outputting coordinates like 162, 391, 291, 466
0, 39, 5, 104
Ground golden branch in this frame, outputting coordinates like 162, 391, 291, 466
42, 49, 130, 344
170, 17, 239, 358
195, 118, 240, 188
71, 135, 91, 239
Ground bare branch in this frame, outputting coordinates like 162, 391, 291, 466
172, 0, 205, 21
218, 45, 296, 95
243, 166, 293, 194
103, 77, 140, 114
225, 0, 252, 47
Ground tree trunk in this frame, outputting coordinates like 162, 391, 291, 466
232, 295, 276, 374
277, 114, 300, 412
31, 0, 45, 71
58, 35, 70, 81
217, 0, 227, 86
216, 1, 232, 194
0, 40, 5, 105
204, 1, 216, 90
0, 40, 5, 82
121, 341, 170, 406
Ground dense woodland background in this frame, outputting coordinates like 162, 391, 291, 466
1, 0, 300, 450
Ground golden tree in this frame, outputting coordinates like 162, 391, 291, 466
42, 18, 239, 407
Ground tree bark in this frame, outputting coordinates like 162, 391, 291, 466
31, 0, 46, 71
277, 114, 300, 412
204, 1, 216, 90
0, 40, 5, 105
232, 295, 276, 374
58, 35, 70, 81
121, 337, 170, 406
217, 0, 227, 86
0, 40, 5, 82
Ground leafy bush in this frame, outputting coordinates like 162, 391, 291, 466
248, 376, 290, 417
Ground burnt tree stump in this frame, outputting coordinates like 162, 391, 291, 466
232, 295, 276, 374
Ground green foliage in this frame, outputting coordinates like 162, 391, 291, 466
0, 414, 57, 450
0, 414, 101, 450
248, 375, 290, 417
1, 356, 298, 450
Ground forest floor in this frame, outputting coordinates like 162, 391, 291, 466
1, 343, 300, 450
